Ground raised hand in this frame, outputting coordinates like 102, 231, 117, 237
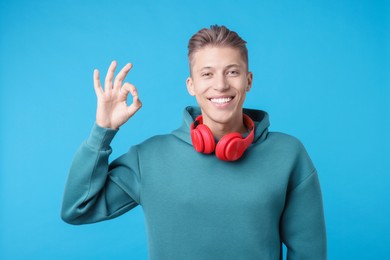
93, 61, 142, 130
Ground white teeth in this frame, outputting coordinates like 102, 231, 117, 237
210, 97, 232, 104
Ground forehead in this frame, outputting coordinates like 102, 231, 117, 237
190, 46, 246, 70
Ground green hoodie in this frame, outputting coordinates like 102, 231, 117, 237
62, 106, 327, 260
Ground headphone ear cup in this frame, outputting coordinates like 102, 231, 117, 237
215, 133, 243, 161
191, 124, 215, 154
191, 128, 205, 153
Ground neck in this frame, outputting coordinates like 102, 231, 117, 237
203, 114, 247, 140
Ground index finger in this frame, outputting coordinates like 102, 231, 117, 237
114, 63, 133, 90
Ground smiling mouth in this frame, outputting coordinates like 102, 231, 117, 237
209, 96, 234, 104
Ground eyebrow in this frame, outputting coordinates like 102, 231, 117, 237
198, 64, 242, 71
225, 64, 241, 69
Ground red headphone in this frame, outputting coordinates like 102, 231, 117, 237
190, 114, 255, 161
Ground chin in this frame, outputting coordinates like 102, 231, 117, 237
203, 108, 239, 124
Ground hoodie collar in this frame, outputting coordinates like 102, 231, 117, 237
172, 106, 269, 145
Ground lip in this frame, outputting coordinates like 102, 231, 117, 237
208, 95, 235, 106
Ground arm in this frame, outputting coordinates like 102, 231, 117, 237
280, 170, 327, 259
61, 125, 141, 224
61, 61, 142, 224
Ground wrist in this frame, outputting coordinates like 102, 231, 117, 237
86, 123, 119, 149
96, 121, 119, 130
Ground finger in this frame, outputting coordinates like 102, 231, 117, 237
104, 60, 117, 91
93, 69, 103, 96
121, 83, 142, 116
114, 63, 133, 90
128, 94, 142, 117
118, 82, 132, 101
128, 85, 142, 116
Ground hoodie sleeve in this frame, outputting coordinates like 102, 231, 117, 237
61, 124, 141, 225
280, 144, 327, 259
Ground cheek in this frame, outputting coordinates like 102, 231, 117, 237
193, 80, 210, 94
232, 78, 248, 92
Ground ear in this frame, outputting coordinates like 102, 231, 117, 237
186, 77, 195, 96
246, 72, 253, 92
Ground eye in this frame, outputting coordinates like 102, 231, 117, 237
227, 70, 239, 76
201, 72, 213, 77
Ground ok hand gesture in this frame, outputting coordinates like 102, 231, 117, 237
93, 61, 142, 130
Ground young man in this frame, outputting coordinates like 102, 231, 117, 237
62, 25, 327, 259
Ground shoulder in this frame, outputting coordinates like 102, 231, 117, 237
265, 132, 316, 186
267, 131, 312, 163
139, 133, 178, 146
266, 131, 306, 153
132, 133, 184, 154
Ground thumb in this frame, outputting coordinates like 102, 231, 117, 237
122, 83, 142, 117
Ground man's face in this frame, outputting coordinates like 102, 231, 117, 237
186, 46, 253, 130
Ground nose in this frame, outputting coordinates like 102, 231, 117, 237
214, 73, 229, 91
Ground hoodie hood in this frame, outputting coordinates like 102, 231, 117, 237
172, 106, 270, 146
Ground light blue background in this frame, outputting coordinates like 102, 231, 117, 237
1, 0, 389, 259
